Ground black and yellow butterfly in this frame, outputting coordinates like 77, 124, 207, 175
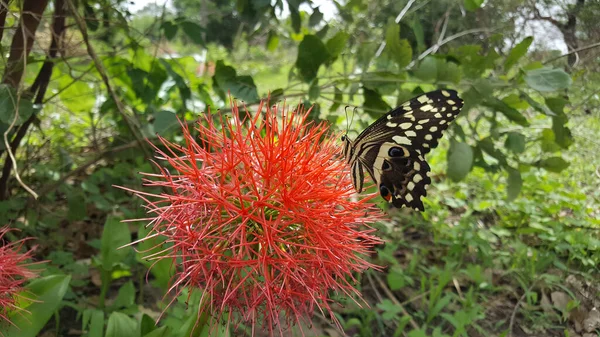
342, 89, 463, 211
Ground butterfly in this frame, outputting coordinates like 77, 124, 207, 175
342, 89, 463, 211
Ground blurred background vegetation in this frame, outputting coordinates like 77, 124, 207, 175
0, 0, 599, 336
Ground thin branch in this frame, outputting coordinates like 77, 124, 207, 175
407, 27, 492, 68
374, 0, 418, 58
65, 0, 151, 159
543, 41, 600, 65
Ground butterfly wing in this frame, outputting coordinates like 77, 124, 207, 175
347, 89, 463, 210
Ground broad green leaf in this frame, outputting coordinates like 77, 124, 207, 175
110, 281, 135, 310
520, 93, 555, 116
387, 266, 407, 290
505, 37, 533, 70
411, 19, 425, 52
180, 21, 205, 46
413, 56, 437, 81
506, 168, 522, 201
524, 67, 572, 92
547, 97, 572, 148
4, 275, 71, 337
101, 216, 131, 271
143, 326, 170, 337
502, 94, 529, 110
308, 80, 320, 100
89, 310, 105, 337
106, 312, 137, 337
437, 59, 462, 84
0, 84, 34, 125
504, 132, 525, 153
213, 60, 259, 102
326, 31, 350, 61
362, 87, 391, 118
538, 157, 569, 173
385, 20, 412, 68
541, 128, 561, 153
295, 35, 329, 82
362, 71, 403, 95
464, 0, 484, 11
160, 21, 178, 40
154, 110, 179, 134
58, 79, 96, 112
483, 98, 529, 126
447, 140, 473, 181
309, 7, 323, 27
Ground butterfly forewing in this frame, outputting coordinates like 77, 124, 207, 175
343, 89, 463, 211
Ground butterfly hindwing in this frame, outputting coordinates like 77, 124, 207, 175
376, 146, 432, 211
342, 89, 463, 211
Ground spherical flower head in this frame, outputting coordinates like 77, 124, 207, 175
129, 99, 385, 335
0, 227, 38, 330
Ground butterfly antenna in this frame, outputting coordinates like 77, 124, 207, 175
344, 105, 351, 135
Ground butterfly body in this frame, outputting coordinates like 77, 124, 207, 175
342, 89, 463, 211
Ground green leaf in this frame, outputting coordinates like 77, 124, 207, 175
483, 98, 529, 126
100, 216, 131, 272
266, 30, 279, 51
538, 157, 569, 173
143, 326, 170, 337
160, 21, 178, 40
362, 87, 391, 118
88, 310, 105, 337
309, 7, 323, 27
0, 84, 34, 125
295, 35, 329, 82
464, 0, 484, 11
308, 81, 320, 100
213, 60, 259, 102
505, 37, 533, 70
290, 8, 301, 33
447, 140, 473, 181
180, 21, 205, 46
547, 97, 572, 148
58, 79, 96, 112
153, 110, 179, 134
524, 67, 572, 92
540, 128, 561, 153
504, 132, 525, 153
110, 281, 135, 310
520, 93, 555, 116
4, 275, 71, 337
506, 168, 522, 201
385, 20, 412, 68
326, 31, 350, 61
413, 56, 437, 81
387, 266, 407, 290
106, 312, 137, 337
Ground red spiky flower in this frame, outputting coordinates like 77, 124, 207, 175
0, 227, 38, 330
126, 99, 384, 335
